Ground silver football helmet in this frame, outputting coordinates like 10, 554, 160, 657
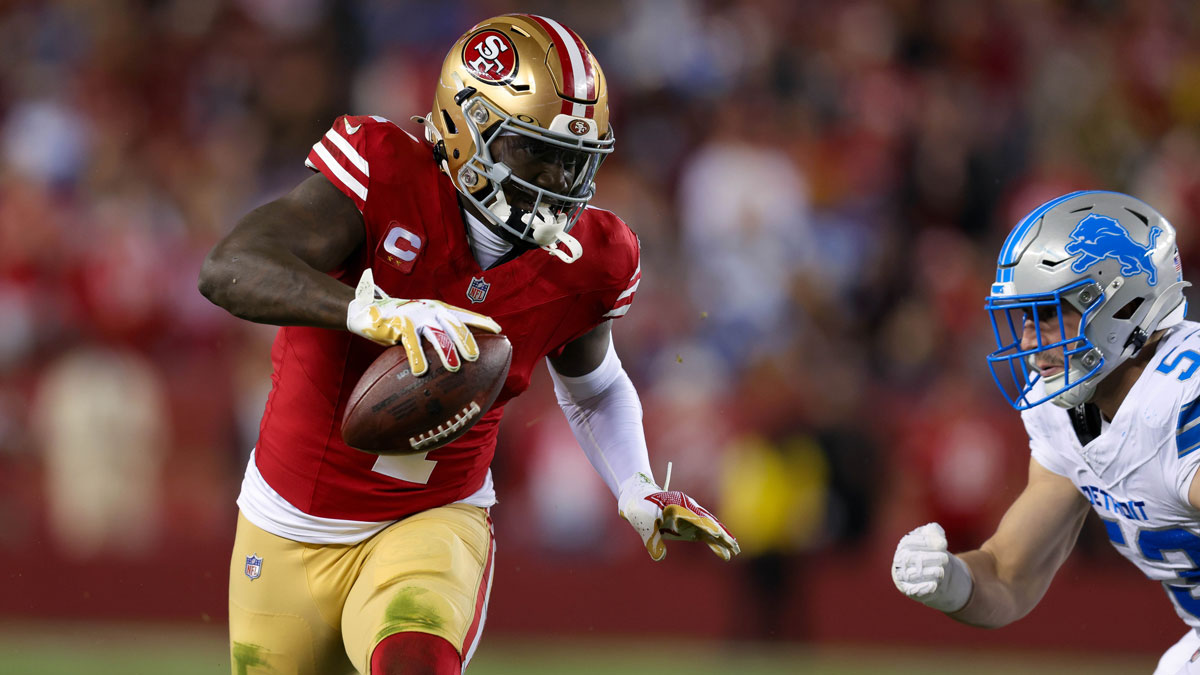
986, 191, 1189, 410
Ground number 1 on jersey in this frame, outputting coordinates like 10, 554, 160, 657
372, 452, 437, 484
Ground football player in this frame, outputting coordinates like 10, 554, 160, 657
198, 14, 739, 675
891, 191, 1200, 674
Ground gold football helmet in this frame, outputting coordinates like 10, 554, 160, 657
416, 14, 614, 263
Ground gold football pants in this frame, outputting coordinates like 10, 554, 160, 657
228, 504, 494, 675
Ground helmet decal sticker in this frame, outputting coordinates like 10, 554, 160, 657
1065, 213, 1162, 286
463, 30, 518, 85
568, 119, 590, 136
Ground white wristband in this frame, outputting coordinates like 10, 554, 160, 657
931, 552, 973, 613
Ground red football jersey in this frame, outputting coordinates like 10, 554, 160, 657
252, 115, 640, 521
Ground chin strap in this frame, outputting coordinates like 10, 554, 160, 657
491, 190, 583, 264
538, 227, 582, 264
1121, 280, 1191, 359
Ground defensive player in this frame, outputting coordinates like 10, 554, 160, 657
198, 14, 739, 675
891, 191, 1200, 673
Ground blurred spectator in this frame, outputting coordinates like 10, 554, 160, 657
31, 346, 168, 558
678, 102, 813, 367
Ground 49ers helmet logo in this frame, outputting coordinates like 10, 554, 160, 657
463, 30, 518, 85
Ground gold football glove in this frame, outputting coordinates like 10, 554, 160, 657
617, 471, 740, 562
346, 269, 501, 376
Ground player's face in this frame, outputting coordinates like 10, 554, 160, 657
490, 134, 587, 211
1020, 304, 1082, 377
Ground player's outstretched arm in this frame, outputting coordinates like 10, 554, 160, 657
198, 173, 365, 329
548, 323, 740, 562
892, 458, 1089, 628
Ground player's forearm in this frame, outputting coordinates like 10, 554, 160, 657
548, 341, 653, 497
556, 382, 652, 496
949, 476, 1088, 628
949, 548, 1045, 628
198, 235, 354, 330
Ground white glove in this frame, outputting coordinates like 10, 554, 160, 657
346, 269, 501, 376
892, 522, 974, 613
617, 472, 740, 562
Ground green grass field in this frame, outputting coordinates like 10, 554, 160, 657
0, 623, 1157, 674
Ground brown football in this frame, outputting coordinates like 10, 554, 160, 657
341, 332, 512, 455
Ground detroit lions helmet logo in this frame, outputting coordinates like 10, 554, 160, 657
1064, 213, 1162, 286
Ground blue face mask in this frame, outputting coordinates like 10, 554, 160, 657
985, 278, 1106, 410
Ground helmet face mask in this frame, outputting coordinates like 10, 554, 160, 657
986, 191, 1190, 411
986, 279, 1106, 409
454, 95, 610, 248
422, 14, 615, 261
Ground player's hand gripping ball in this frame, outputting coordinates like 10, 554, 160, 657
342, 270, 512, 454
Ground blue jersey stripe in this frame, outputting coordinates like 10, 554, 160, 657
1179, 397, 1200, 457
1102, 518, 1125, 546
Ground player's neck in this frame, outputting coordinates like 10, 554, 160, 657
459, 203, 513, 270
1091, 333, 1164, 420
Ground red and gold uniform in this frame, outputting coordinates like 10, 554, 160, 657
228, 113, 639, 674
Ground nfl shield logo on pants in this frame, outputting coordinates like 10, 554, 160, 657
245, 554, 262, 580
466, 276, 490, 304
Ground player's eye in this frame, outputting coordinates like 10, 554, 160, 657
1025, 306, 1057, 325
507, 137, 586, 174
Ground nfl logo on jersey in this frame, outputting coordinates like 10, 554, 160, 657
245, 554, 262, 580
466, 276, 490, 304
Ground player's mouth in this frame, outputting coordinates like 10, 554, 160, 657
1036, 361, 1064, 377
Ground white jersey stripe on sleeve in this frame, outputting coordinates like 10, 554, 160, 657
615, 279, 640, 302
311, 142, 367, 201
324, 128, 369, 177
603, 304, 632, 319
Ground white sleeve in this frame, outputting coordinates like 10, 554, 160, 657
548, 337, 654, 498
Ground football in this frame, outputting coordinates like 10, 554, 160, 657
341, 332, 512, 454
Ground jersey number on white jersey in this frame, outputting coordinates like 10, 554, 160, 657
1106, 519, 1200, 619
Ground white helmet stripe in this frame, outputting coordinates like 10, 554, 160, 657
532, 15, 590, 101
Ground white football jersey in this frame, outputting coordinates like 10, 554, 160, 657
1024, 320, 1200, 630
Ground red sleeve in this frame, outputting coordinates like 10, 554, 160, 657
602, 236, 640, 320
304, 114, 378, 212
588, 211, 641, 321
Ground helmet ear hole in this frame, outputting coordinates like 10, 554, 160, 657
1113, 297, 1144, 320
441, 109, 457, 135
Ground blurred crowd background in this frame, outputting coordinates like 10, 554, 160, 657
4, 0, 1200, 658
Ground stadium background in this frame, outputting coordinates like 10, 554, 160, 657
1, 0, 1198, 672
